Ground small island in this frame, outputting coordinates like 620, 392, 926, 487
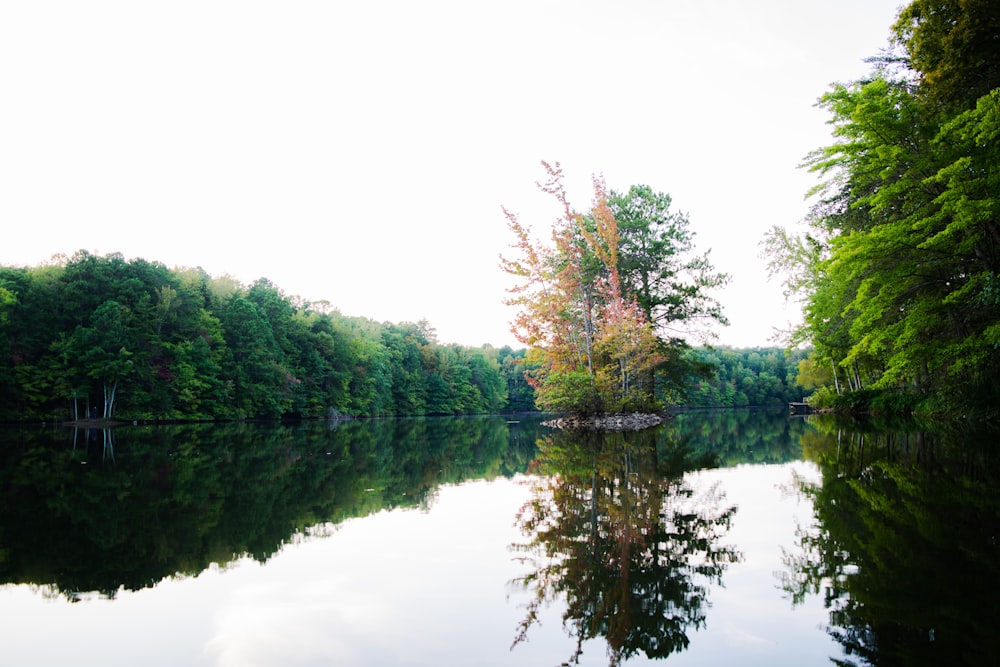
501, 164, 729, 423
543, 412, 666, 431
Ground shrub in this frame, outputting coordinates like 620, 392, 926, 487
534, 370, 601, 415
807, 386, 838, 410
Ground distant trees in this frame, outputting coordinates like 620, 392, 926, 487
501, 163, 727, 414
0, 251, 516, 421
763, 0, 1000, 415
679, 346, 811, 408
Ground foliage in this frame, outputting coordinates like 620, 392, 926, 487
762, 1, 1000, 416
783, 419, 1000, 665
677, 346, 812, 408
610, 185, 730, 340
501, 163, 727, 414
498, 346, 537, 412
0, 251, 517, 421
893, 0, 1000, 112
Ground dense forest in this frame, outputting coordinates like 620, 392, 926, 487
0, 251, 529, 422
764, 0, 1000, 417
0, 252, 808, 422
680, 346, 811, 408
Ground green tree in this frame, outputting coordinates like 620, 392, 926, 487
893, 0, 1000, 112
498, 346, 536, 412
608, 185, 730, 404
75, 300, 135, 419
762, 1, 1000, 414
222, 296, 289, 418
610, 185, 729, 340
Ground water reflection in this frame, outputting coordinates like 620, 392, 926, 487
0, 409, 801, 607
0, 416, 542, 600
782, 417, 1000, 666
69, 426, 116, 463
509, 427, 740, 666
11, 409, 997, 666
669, 408, 813, 466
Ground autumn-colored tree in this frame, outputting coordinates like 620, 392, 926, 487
501, 162, 663, 414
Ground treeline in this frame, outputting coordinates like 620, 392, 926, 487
679, 346, 811, 408
0, 251, 532, 422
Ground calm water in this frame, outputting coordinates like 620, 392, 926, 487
0, 411, 997, 666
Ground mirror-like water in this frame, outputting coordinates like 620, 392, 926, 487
0, 410, 997, 666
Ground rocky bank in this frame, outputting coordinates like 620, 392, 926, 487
542, 412, 667, 431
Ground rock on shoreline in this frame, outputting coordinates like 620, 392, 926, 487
542, 412, 666, 431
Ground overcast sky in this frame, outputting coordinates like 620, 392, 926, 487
1, 1, 903, 348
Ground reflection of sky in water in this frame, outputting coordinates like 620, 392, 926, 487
0, 464, 835, 667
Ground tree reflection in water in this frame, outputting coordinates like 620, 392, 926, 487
509, 427, 740, 666
0, 416, 541, 601
780, 418, 1000, 667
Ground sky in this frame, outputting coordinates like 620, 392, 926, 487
1, 1, 904, 349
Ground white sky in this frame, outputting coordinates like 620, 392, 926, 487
1, 1, 903, 348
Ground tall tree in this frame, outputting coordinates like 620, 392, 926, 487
762, 1, 1000, 412
610, 185, 729, 339
893, 0, 1000, 111
75, 300, 135, 419
221, 296, 290, 418
609, 185, 729, 403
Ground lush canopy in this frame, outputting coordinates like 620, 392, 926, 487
0, 251, 519, 421
680, 346, 812, 409
764, 0, 1000, 416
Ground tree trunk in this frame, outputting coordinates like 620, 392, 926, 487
103, 380, 118, 419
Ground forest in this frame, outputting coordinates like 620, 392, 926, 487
764, 0, 1000, 418
0, 251, 807, 422
681, 346, 811, 408
0, 251, 525, 422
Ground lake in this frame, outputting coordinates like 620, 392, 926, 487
1, 410, 997, 666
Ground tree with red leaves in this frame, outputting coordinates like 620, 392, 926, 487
501, 162, 664, 414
